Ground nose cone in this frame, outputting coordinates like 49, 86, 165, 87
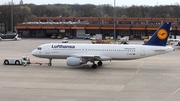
31, 49, 37, 56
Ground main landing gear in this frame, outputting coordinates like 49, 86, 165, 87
48, 58, 52, 66
91, 61, 103, 69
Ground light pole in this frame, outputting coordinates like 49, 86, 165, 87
113, 0, 116, 39
11, 0, 14, 33
0, 12, 1, 33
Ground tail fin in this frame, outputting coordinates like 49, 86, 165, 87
143, 22, 171, 46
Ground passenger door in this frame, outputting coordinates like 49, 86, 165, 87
45, 45, 50, 54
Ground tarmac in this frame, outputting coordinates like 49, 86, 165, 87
0, 39, 180, 101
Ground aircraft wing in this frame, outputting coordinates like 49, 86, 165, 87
70, 53, 112, 61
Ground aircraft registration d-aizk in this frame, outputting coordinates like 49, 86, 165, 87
32, 22, 174, 69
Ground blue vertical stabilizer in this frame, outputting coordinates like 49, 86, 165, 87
143, 22, 171, 46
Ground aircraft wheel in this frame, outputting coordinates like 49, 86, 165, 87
92, 64, 97, 69
15, 60, 20, 65
4, 60, 9, 65
98, 61, 103, 66
48, 63, 52, 66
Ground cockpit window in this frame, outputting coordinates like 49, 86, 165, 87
37, 47, 42, 50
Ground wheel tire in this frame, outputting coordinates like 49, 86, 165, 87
15, 60, 20, 65
48, 63, 52, 66
98, 61, 103, 66
4, 60, 9, 65
92, 64, 97, 69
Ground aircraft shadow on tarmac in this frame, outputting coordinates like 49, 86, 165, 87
172, 45, 180, 50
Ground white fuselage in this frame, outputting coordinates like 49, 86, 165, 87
32, 43, 174, 60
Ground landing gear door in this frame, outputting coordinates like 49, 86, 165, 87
46, 45, 50, 54
140, 46, 145, 56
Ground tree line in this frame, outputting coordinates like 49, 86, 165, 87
0, 3, 180, 33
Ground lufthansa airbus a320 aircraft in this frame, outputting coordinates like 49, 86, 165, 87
32, 22, 174, 69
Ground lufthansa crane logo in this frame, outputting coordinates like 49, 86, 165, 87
157, 29, 168, 40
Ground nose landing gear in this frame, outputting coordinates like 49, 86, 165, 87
48, 58, 52, 66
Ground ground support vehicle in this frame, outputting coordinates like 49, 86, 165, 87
177, 41, 180, 46
0, 34, 21, 41
51, 34, 56, 39
117, 38, 129, 44
3, 56, 30, 65
91, 39, 116, 44
62, 37, 68, 43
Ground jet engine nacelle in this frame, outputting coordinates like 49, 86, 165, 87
66, 57, 87, 66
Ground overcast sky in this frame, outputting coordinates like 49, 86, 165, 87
1, 0, 180, 6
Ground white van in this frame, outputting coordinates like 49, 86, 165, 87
0, 34, 21, 41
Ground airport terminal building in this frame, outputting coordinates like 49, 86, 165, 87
14, 17, 180, 40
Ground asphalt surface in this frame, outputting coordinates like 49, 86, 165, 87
0, 39, 180, 101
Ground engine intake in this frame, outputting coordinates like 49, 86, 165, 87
66, 57, 86, 66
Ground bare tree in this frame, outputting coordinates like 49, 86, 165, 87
18, 6, 31, 22
32, 5, 49, 17
101, 4, 114, 17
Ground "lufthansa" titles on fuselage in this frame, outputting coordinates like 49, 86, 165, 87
52, 45, 75, 49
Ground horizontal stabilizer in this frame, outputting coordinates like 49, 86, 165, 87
154, 49, 167, 51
